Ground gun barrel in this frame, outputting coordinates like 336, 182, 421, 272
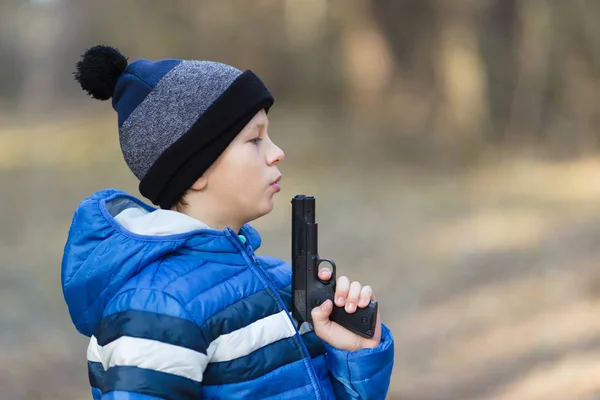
291, 195, 314, 323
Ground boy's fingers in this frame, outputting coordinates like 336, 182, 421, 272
335, 276, 350, 307
345, 281, 362, 313
311, 299, 333, 323
358, 285, 373, 308
318, 268, 332, 281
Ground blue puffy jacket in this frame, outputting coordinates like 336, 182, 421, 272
61, 189, 394, 400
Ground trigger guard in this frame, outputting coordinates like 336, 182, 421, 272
316, 257, 336, 285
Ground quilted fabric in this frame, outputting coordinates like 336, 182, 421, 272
61, 189, 394, 400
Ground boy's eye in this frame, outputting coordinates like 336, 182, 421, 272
249, 137, 262, 145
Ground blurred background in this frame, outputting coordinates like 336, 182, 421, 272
1, 0, 600, 399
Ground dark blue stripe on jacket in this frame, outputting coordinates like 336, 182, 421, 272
302, 331, 327, 358
203, 332, 326, 386
95, 310, 209, 353
88, 361, 105, 390
203, 336, 303, 385
101, 366, 202, 400
202, 289, 281, 338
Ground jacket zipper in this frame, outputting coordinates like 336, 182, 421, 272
227, 229, 324, 400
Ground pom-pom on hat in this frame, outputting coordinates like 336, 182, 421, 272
74, 45, 274, 209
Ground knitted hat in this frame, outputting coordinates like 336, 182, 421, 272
74, 45, 274, 209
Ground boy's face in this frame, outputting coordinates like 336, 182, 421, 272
197, 109, 285, 226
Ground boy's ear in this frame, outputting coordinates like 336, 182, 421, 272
190, 175, 208, 191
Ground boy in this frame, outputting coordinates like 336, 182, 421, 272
61, 45, 394, 400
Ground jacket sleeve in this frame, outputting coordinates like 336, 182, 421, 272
87, 289, 208, 399
324, 323, 395, 400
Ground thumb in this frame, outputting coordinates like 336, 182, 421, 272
311, 299, 333, 325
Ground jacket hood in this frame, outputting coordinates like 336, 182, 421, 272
60, 188, 261, 337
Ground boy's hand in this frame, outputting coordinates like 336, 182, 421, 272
310, 270, 382, 352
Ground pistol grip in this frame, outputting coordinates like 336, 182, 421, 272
329, 300, 378, 338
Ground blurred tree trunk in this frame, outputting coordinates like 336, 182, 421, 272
369, 0, 437, 77
281, 0, 336, 104
13, 0, 65, 118
477, 0, 519, 142
0, 1, 20, 106
432, 1, 490, 143
505, 0, 554, 142
544, 0, 600, 153
334, 0, 395, 112
568, 0, 600, 147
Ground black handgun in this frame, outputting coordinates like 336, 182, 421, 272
291, 194, 378, 338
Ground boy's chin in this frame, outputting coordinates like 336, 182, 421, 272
245, 202, 274, 224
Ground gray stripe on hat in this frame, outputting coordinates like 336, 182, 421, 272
119, 60, 243, 180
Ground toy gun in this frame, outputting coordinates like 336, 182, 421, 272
291, 195, 378, 338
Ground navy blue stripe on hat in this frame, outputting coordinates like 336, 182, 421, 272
101, 366, 202, 400
203, 336, 304, 385
113, 59, 182, 128
95, 310, 209, 354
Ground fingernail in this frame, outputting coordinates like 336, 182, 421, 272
346, 302, 355, 312
337, 297, 344, 305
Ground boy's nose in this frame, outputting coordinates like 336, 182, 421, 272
268, 144, 285, 165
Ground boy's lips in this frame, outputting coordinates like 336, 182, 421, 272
270, 175, 282, 192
